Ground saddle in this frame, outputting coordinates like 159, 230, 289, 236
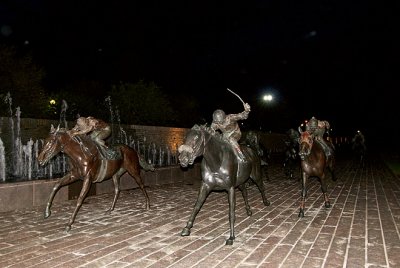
315, 139, 333, 158
73, 134, 122, 160
95, 143, 122, 160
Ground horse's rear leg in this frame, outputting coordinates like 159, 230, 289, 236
66, 177, 92, 232
126, 167, 150, 210
106, 169, 124, 214
251, 173, 270, 206
328, 158, 337, 181
238, 184, 252, 216
181, 182, 211, 237
44, 173, 78, 219
320, 175, 331, 209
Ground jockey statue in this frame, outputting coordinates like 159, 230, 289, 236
211, 101, 251, 162
68, 116, 111, 149
305, 116, 333, 157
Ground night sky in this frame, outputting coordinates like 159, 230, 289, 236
0, 1, 397, 141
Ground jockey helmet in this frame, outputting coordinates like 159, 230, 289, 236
212, 109, 226, 124
307, 117, 318, 131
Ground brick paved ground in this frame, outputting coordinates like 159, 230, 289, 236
1, 152, 400, 268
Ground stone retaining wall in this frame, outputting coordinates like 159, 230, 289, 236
0, 163, 201, 213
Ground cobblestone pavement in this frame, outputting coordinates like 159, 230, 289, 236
1, 153, 400, 268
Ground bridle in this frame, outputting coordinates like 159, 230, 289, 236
298, 131, 314, 159
179, 128, 211, 164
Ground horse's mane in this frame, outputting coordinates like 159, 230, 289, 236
51, 128, 95, 148
50, 127, 68, 134
192, 124, 224, 141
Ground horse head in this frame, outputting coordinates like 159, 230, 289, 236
298, 128, 314, 161
37, 125, 65, 166
178, 124, 206, 167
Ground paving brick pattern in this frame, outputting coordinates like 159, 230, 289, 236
1, 153, 400, 267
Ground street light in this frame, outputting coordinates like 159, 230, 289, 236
49, 99, 57, 115
262, 94, 273, 102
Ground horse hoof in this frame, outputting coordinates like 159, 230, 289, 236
44, 211, 51, 219
65, 225, 71, 232
264, 200, 271, 206
325, 202, 331, 208
225, 238, 234, 245
181, 228, 191, 236
105, 210, 112, 215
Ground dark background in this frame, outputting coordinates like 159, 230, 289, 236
0, 1, 398, 146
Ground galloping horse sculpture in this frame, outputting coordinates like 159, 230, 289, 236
298, 128, 336, 217
352, 133, 366, 168
243, 130, 269, 180
38, 125, 153, 231
178, 124, 270, 245
283, 128, 300, 179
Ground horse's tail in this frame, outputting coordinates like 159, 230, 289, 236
138, 154, 155, 171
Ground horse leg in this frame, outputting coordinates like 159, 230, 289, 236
330, 167, 336, 182
251, 162, 270, 206
251, 176, 270, 207
238, 184, 252, 216
320, 175, 331, 208
226, 186, 236, 245
360, 153, 364, 167
44, 173, 78, 219
126, 166, 150, 210
106, 169, 124, 214
66, 177, 92, 232
328, 158, 337, 182
262, 163, 269, 181
289, 160, 296, 179
299, 172, 307, 218
283, 159, 288, 176
181, 182, 211, 237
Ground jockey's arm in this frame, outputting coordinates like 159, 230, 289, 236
70, 125, 94, 136
229, 110, 250, 121
210, 122, 219, 131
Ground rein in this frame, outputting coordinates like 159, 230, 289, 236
191, 129, 207, 157
179, 128, 212, 158
299, 131, 314, 157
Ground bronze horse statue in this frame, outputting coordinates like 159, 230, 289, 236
37, 125, 154, 231
298, 128, 336, 217
178, 124, 270, 245
243, 130, 269, 180
283, 128, 300, 180
352, 136, 366, 168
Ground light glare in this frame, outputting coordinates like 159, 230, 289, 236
263, 94, 273, 102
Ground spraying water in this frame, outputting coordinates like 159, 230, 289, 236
0, 138, 5, 181
14, 107, 23, 177
105, 96, 114, 144
0, 94, 180, 182
59, 100, 68, 128
4, 93, 15, 174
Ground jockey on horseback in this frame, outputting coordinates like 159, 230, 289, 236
352, 130, 366, 151
69, 116, 111, 149
211, 102, 251, 161
285, 128, 300, 159
305, 116, 333, 157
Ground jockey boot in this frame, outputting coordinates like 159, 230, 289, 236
231, 142, 246, 162
96, 139, 108, 149
318, 139, 332, 157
